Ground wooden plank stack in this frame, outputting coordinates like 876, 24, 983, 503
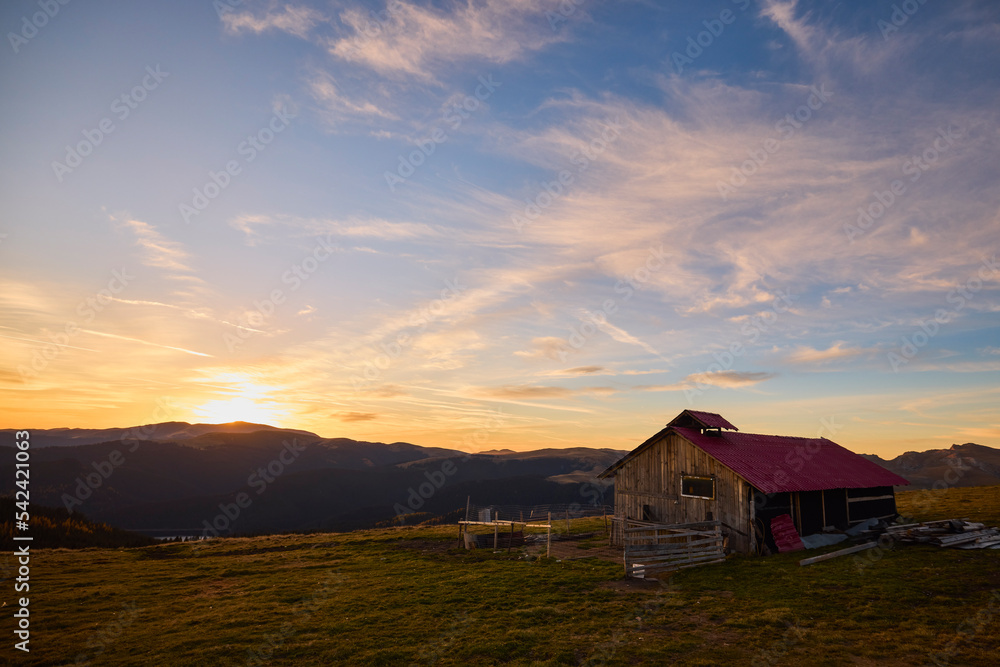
884, 519, 1000, 549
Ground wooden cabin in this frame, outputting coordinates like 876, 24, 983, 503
599, 410, 910, 554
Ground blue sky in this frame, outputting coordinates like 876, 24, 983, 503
1, 0, 998, 456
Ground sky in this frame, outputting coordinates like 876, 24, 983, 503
1, 0, 998, 458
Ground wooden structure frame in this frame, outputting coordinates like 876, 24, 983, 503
601, 410, 909, 555
458, 513, 553, 556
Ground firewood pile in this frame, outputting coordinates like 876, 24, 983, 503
884, 519, 1000, 549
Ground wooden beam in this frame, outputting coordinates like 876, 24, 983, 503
547, 512, 551, 558
793, 492, 803, 535
799, 542, 877, 566
614, 490, 679, 501
847, 495, 895, 503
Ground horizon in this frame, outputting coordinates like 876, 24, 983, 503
2, 0, 999, 459
8, 417, 996, 459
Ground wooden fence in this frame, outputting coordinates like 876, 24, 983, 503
623, 519, 725, 578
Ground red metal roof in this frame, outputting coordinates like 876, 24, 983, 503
667, 410, 739, 431
672, 426, 910, 493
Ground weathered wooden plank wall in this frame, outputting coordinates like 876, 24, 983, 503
612, 432, 752, 553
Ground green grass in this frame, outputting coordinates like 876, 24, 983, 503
16, 486, 1000, 666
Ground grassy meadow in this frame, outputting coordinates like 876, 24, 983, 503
11, 485, 1000, 666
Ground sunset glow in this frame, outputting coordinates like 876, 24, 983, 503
2, 0, 999, 457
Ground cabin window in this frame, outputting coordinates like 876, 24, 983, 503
681, 475, 715, 500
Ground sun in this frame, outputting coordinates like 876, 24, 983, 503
192, 397, 289, 426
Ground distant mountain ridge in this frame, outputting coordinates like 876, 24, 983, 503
0, 421, 321, 448
863, 443, 1000, 489
0, 422, 625, 537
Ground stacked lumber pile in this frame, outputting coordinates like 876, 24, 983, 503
885, 519, 1000, 549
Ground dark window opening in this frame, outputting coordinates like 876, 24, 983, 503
681, 475, 715, 499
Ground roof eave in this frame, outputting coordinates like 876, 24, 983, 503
596, 426, 672, 478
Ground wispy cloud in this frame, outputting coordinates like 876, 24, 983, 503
687, 371, 776, 388
639, 371, 777, 392
222, 4, 325, 39
477, 385, 576, 400
581, 311, 666, 360
558, 366, 605, 375
116, 217, 210, 300
514, 337, 570, 361
780, 342, 876, 365
327, 0, 571, 81
335, 411, 379, 422
79, 329, 214, 358
230, 213, 439, 243
120, 218, 193, 272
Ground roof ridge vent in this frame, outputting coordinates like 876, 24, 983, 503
667, 409, 739, 432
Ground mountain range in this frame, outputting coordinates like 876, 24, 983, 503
2, 423, 997, 538
0, 422, 621, 537
862, 443, 1000, 490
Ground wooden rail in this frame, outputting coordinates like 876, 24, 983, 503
623, 520, 725, 578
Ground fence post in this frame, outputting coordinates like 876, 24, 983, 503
547, 512, 551, 558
